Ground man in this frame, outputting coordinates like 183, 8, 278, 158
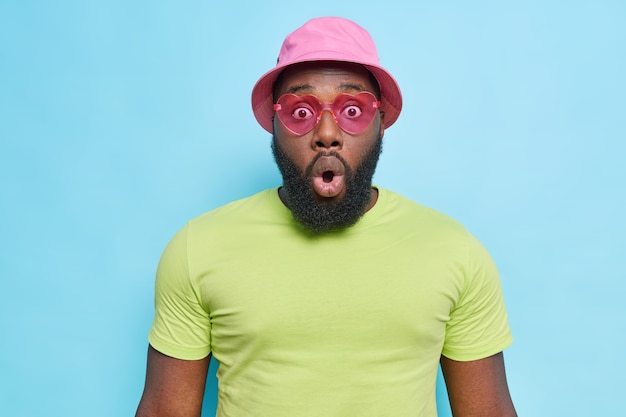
136, 17, 517, 417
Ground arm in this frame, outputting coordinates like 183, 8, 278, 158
440, 352, 517, 417
136, 345, 211, 417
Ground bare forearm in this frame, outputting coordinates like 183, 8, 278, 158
136, 345, 210, 417
441, 352, 517, 417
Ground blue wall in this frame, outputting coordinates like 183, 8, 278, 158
1, 1, 624, 416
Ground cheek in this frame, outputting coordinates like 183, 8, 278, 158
274, 132, 312, 168
345, 122, 381, 160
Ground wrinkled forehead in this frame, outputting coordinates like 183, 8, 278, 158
272, 61, 381, 100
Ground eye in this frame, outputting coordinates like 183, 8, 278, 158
340, 104, 363, 119
291, 106, 315, 120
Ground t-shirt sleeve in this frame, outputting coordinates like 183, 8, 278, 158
148, 224, 212, 360
441, 233, 513, 361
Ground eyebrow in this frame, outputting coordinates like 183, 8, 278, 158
285, 83, 367, 95
337, 83, 367, 93
285, 84, 314, 94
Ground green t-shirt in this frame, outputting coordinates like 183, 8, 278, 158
149, 187, 512, 416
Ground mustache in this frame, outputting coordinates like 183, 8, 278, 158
304, 151, 351, 178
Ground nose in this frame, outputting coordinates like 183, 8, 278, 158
312, 110, 343, 150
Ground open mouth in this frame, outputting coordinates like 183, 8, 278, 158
322, 170, 335, 183
310, 155, 346, 198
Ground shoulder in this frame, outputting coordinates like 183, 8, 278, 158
168, 188, 294, 259
186, 188, 286, 232
372, 188, 497, 269
374, 188, 470, 238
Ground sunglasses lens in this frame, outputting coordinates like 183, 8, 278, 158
332, 93, 379, 134
275, 92, 379, 135
275, 95, 319, 135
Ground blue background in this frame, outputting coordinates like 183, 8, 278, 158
1, 1, 624, 416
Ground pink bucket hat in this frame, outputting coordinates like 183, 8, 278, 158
251, 17, 403, 133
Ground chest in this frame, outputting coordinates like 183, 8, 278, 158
193, 233, 466, 359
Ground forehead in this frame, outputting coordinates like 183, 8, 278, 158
274, 61, 378, 97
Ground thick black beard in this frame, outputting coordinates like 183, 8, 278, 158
271, 135, 383, 234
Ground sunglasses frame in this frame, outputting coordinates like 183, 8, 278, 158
273, 92, 381, 136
